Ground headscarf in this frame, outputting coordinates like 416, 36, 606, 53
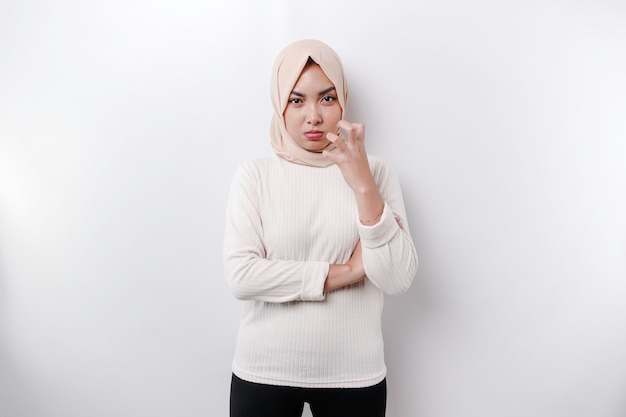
270, 39, 349, 167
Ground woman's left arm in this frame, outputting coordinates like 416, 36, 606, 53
356, 161, 417, 294
323, 120, 418, 295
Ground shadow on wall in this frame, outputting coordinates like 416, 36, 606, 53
0, 260, 43, 416
380, 176, 437, 416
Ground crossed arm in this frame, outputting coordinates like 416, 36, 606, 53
224, 120, 417, 302
323, 120, 386, 292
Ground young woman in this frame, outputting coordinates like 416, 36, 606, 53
224, 39, 418, 417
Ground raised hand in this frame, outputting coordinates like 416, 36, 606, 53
322, 120, 374, 193
323, 120, 385, 226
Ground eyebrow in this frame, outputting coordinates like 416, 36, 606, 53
290, 86, 336, 97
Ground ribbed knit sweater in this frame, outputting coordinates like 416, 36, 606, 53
223, 154, 417, 388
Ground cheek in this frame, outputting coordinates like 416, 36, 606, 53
323, 106, 342, 125
284, 111, 308, 140
283, 110, 299, 131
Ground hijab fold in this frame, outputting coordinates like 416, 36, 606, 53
270, 39, 348, 167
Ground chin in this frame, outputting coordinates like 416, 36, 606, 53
300, 140, 330, 153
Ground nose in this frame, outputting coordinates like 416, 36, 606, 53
306, 104, 322, 125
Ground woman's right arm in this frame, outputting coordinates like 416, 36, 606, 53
223, 163, 363, 303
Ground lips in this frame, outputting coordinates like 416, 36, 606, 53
304, 130, 325, 140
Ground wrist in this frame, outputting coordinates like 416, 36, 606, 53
351, 178, 378, 196
360, 203, 384, 225
325, 264, 362, 292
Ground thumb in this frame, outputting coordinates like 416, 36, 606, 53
322, 149, 339, 162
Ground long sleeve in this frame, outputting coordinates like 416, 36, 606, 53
358, 158, 418, 295
223, 162, 329, 302
226, 155, 417, 389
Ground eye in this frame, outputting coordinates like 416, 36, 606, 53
321, 95, 337, 104
288, 97, 303, 104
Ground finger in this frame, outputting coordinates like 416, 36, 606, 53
326, 131, 348, 152
338, 120, 365, 146
337, 120, 357, 145
337, 119, 352, 131
322, 148, 340, 162
326, 131, 340, 142
355, 123, 365, 143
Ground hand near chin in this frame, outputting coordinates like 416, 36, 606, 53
322, 120, 374, 191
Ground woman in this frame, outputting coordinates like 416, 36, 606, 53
224, 39, 418, 417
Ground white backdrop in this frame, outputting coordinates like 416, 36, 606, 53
1, 1, 625, 416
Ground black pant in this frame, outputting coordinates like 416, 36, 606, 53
230, 374, 386, 417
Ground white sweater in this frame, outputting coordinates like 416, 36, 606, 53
223, 154, 417, 388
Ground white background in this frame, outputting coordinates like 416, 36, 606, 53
1, 1, 625, 416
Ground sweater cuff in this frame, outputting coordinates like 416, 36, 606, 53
357, 202, 399, 248
300, 261, 329, 301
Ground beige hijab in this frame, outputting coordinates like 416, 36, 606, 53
270, 39, 348, 167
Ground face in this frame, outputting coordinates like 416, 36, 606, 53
283, 63, 342, 152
